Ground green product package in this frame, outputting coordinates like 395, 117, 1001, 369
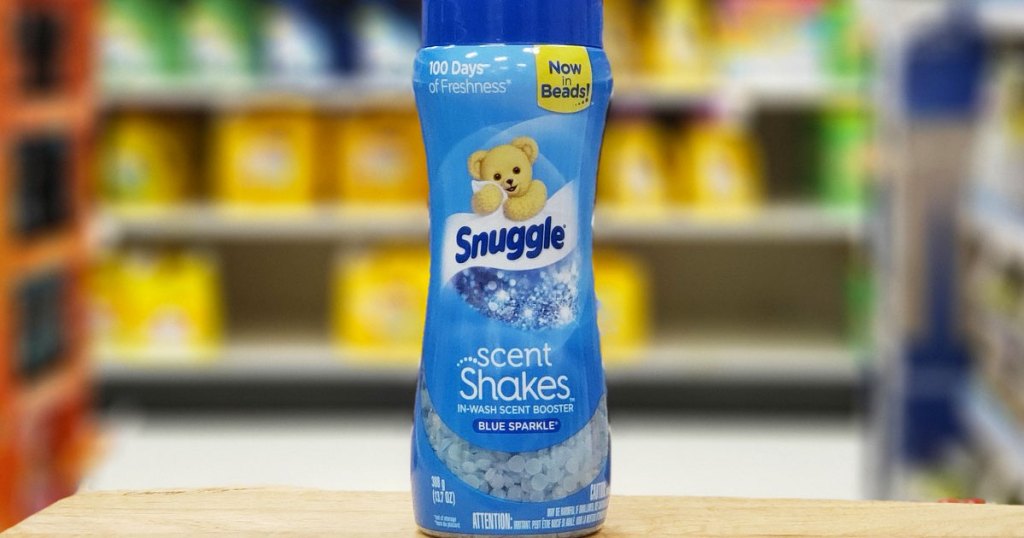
184, 0, 261, 82
821, 0, 868, 79
101, 0, 184, 83
819, 105, 871, 208
845, 254, 874, 357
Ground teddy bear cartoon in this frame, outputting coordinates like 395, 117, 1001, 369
468, 136, 548, 222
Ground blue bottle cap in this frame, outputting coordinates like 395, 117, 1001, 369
422, 0, 603, 48
904, 10, 986, 119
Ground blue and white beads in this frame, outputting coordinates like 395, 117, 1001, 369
421, 387, 608, 502
453, 251, 581, 331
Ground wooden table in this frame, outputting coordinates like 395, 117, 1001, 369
6, 488, 1024, 536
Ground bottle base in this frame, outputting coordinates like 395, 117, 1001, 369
418, 525, 603, 538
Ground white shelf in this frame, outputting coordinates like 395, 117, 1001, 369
98, 343, 415, 384
729, 76, 864, 106
595, 205, 864, 243
100, 77, 415, 111
614, 75, 863, 109
100, 76, 864, 112
611, 336, 860, 384
98, 203, 864, 244
98, 205, 428, 242
97, 335, 859, 386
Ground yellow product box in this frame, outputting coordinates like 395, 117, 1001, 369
643, 0, 712, 87
213, 111, 316, 206
333, 248, 429, 362
603, 0, 641, 83
598, 118, 669, 209
115, 251, 222, 360
88, 256, 122, 355
594, 252, 650, 362
101, 113, 196, 207
674, 121, 763, 213
334, 113, 427, 205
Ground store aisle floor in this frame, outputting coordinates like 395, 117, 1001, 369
83, 413, 864, 500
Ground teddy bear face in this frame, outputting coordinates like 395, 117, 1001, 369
469, 137, 540, 200
478, 145, 533, 198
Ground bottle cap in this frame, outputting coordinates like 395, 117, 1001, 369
422, 0, 603, 48
904, 11, 986, 119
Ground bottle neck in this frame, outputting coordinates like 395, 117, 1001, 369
422, 0, 603, 49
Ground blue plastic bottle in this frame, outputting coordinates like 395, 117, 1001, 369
412, 1, 612, 536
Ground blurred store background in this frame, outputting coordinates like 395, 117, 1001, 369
3, 0, 1024, 529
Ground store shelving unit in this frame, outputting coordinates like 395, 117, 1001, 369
958, 191, 1024, 500
870, 0, 1024, 502
1, 0, 95, 529
96, 206, 867, 410
951, 1, 1024, 503
93, 0, 872, 414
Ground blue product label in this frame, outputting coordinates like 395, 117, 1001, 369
412, 44, 612, 535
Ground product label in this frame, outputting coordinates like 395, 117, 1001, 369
441, 187, 578, 282
536, 46, 593, 113
413, 44, 613, 536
